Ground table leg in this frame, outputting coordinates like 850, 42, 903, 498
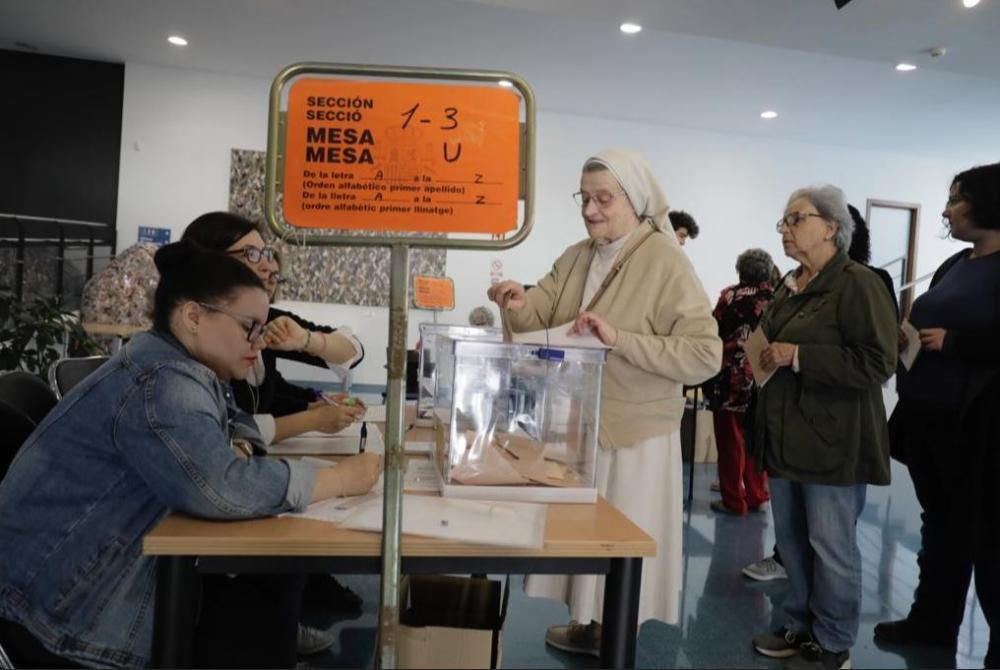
600, 557, 642, 669
152, 556, 198, 668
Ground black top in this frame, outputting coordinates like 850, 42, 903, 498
867, 265, 899, 320
231, 307, 364, 417
902, 250, 1000, 407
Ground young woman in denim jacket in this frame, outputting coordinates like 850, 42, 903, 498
182, 212, 371, 621
0, 240, 382, 668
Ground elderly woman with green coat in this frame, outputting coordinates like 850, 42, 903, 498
749, 185, 898, 670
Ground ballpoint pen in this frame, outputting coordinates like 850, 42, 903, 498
359, 421, 368, 454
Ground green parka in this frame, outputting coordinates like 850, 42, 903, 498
751, 252, 898, 486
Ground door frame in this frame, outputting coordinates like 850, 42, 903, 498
865, 198, 920, 318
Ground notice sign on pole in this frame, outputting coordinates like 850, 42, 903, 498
282, 78, 521, 235
412, 276, 455, 310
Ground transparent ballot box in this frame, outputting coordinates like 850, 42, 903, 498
416, 324, 501, 421
432, 340, 606, 504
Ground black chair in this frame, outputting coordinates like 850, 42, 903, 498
0, 371, 57, 426
0, 374, 72, 670
0, 399, 36, 481
0, 371, 56, 483
48, 355, 110, 399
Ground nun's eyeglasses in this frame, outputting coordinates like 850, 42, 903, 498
572, 190, 624, 209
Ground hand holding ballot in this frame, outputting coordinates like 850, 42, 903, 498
487, 280, 527, 312
568, 311, 619, 347
744, 327, 779, 386
760, 342, 797, 373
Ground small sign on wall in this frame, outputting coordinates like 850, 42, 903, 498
412, 276, 455, 310
137, 226, 171, 246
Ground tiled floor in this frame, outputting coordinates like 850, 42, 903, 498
303, 460, 988, 668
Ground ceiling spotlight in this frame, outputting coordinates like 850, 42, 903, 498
167, 35, 188, 47
619, 22, 642, 34
760, 110, 778, 120
498, 80, 513, 88
895, 63, 917, 71
962, 0, 981, 8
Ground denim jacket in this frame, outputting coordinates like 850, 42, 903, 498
0, 330, 316, 667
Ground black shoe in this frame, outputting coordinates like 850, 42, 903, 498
303, 574, 363, 615
752, 627, 814, 658
873, 618, 957, 650
984, 643, 998, 669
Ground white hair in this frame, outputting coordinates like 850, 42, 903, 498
787, 184, 854, 252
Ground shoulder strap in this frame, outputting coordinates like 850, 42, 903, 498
583, 222, 658, 312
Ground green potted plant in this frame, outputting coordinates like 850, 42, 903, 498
0, 288, 104, 377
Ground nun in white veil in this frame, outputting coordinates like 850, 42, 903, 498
488, 149, 721, 654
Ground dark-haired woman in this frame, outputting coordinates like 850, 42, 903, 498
874, 162, 1000, 667
182, 212, 366, 444
704, 248, 775, 516
0, 240, 382, 668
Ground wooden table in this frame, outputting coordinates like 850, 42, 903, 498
144, 496, 654, 669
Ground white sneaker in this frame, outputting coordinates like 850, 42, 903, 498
742, 555, 788, 582
296, 623, 337, 656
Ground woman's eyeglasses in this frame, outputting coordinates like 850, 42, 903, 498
572, 190, 623, 209
776, 212, 825, 233
227, 245, 276, 264
197, 302, 265, 342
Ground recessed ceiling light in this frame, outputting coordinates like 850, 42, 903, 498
619, 22, 642, 34
167, 35, 188, 47
760, 110, 778, 120
962, 0, 981, 8
895, 62, 917, 71
498, 79, 513, 88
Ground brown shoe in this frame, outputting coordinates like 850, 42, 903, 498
545, 620, 601, 657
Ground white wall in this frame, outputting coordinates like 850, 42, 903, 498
117, 62, 985, 387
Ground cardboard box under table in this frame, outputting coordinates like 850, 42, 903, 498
397, 574, 509, 669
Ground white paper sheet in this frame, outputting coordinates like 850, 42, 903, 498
899, 319, 921, 371
339, 494, 547, 549
298, 421, 363, 438
284, 491, 381, 524
363, 404, 386, 422
299, 456, 337, 468
510, 325, 609, 349
268, 430, 383, 455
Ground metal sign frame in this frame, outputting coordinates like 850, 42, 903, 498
264, 62, 535, 670
265, 62, 535, 249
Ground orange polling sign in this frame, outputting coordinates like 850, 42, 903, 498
412, 276, 455, 310
282, 78, 521, 235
